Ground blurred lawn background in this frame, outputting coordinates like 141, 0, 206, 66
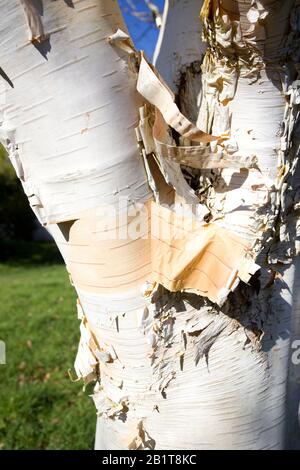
0, 148, 96, 449
0, 248, 96, 450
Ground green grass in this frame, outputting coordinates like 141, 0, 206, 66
0, 245, 96, 449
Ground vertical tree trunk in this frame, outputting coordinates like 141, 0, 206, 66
154, 0, 300, 449
1, 0, 300, 450
0, 0, 152, 448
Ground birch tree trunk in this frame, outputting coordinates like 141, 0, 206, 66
1, 0, 300, 450
154, 0, 300, 450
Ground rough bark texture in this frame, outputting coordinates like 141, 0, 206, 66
1, 0, 300, 450
153, 0, 300, 449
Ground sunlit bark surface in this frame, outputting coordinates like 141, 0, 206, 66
0, 0, 300, 449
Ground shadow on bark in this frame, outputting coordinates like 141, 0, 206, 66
63, 0, 74, 7
285, 255, 300, 449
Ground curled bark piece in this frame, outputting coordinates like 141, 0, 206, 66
108, 29, 230, 169
137, 104, 257, 170
19, 0, 47, 44
107, 28, 135, 55
137, 53, 225, 144
127, 421, 155, 450
200, 0, 212, 22
153, 138, 257, 170
108, 28, 221, 143
150, 202, 260, 306
74, 316, 99, 385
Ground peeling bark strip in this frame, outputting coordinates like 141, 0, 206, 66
108, 30, 223, 144
150, 202, 259, 306
19, 0, 47, 44
137, 104, 257, 170
111, 30, 257, 171
137, 53, 224, 144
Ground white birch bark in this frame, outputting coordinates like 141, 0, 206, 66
153, 0, 206, 121
1, 0, 300, 450
153, 0, 300, 449
0, 0, 152, 448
